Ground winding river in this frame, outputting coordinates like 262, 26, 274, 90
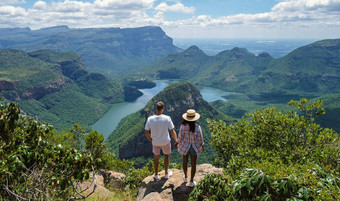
92, 80, 239, 139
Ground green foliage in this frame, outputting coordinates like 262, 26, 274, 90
289, 98, 325, 119
0, 98, 94, 200
85, 130, 106, 169
189, 174, 230, 201
209, 98, 339, 174
190, 167, 340, 200
202, 98, 339, 200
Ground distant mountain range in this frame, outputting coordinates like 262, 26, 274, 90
0, 49, 141, 130
141, 39, 340, 100
0, 26, 181, 76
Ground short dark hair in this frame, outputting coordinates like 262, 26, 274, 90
156, 101, 164, 111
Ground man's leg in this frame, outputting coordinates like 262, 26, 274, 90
154, 155, 160, 175
162, 142, 172, 176
153, 144, 161, 176
164, 154, 170, 175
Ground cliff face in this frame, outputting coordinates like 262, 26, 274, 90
106, 82, 232, 164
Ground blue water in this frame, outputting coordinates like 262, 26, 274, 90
173, 38, 318, 58
92, 80, 238, 139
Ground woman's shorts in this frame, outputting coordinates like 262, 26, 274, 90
153, 141, 171, 155
185, 145, 197, 156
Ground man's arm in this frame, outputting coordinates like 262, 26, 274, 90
145, 130, 152, 142
170, 129, 178, 147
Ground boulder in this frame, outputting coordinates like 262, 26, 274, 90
99, 170, 126, 189
136, 164, 223, 201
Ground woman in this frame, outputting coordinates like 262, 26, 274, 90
175, 109, 204, 187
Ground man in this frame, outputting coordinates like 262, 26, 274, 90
145, 101, 177, 180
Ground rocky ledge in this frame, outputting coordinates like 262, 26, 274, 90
136, 164, 223, 201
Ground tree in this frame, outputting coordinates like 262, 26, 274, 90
0, 98, 96, 200
85, 130, 106, 169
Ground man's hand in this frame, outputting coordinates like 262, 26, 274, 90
145, 130, 152, 142
174, 142, 179, 149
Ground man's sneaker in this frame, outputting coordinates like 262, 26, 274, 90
183, 176, 188, 183
153, 174, 159, 181
189, 181, 196, 187
164, 171, 173, 179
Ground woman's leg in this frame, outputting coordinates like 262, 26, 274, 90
182, 155, 189, 179
190, 155, 197, 183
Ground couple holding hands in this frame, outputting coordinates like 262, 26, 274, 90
144, 101, 204, 187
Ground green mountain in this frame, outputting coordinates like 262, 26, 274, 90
0, 26, 181, 76
0, 49, 141, 130
141, 39, 340, 100
106, 81, 233, 166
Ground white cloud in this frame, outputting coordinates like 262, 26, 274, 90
51, 0, 91, 13
94, 0, 155, 10
0, 6, 27, 17
0, 0, 26, 6
155, 2, 195, 14
33, 1, 47, 10
272, 0, 340, 12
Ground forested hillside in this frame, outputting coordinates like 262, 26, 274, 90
0, 26, 181, 76
0, 49, 141, 130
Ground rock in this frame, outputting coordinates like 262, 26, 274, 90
79, 170, 126, 197
136, 164, 223, 201
99, 170, 126, 189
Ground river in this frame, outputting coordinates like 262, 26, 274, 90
92, 80, 239, 139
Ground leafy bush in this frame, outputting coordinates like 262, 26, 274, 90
0, 98, 94, 200
209, 98, 339, 174
189, 173, 230, 201
190, 167, 340, 200
200, 98, 340, 200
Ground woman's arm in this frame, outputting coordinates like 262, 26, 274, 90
197, 125, 204, 146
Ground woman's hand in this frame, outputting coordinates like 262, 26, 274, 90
200, 146, 204, 152
174, 142, 179, 149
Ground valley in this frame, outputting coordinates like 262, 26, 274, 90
1, 25, 339, 162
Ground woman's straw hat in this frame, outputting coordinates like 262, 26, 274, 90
182, 109, 200, 121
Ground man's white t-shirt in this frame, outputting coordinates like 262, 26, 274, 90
145, 114, 174, 146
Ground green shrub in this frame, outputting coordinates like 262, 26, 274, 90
203, 98, 339, 200
0, 99, 94, 200
189, 174, 230, 201
209, 98, 339, 174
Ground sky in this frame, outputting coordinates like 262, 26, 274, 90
0, 0, 340, 39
